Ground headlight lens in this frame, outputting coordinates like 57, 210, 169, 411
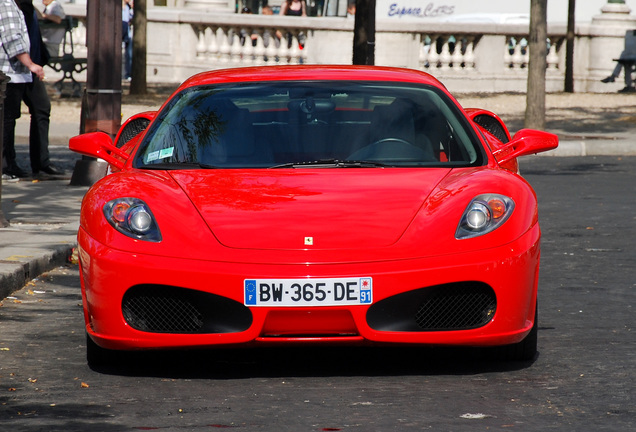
456, 194, 514, 239
128, 206, 153, 234
103, 198, 162, 242
465, 202, 490, 230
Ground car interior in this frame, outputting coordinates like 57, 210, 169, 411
136, 82, 482, 169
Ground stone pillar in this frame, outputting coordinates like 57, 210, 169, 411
586, 0, 636, 92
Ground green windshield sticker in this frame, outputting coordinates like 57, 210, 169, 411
159, 147, 174, 159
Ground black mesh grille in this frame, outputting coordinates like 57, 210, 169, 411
414, 284, 496, 330
366, 282, 496, 332
123, 293, 204, 333
116, 117, 151, 148
122, 285, 253, 334
473, 114, 509, 143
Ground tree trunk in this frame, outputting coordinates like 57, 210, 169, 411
525, 0, 547, 130
352, 0, 375, 65
130, 0, 147, 95
564, 0, 575, 93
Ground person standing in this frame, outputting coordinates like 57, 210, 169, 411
280, 0, 306, 50
122, 0, 133, 81
1, 0, 45, 179
40, 0, 66, 58
18, 0, 63, 178
280, 0, 306, 17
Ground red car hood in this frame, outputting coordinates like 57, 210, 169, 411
170, 169, 451, 250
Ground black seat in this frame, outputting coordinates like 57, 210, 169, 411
348, 99, 435, 162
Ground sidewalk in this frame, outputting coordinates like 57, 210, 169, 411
0, 179, 86, 300
1, 87, 636, 300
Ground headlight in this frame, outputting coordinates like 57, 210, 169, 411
456, 194, 514, 239
103, 198, 162, 242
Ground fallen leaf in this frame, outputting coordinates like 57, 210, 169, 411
80, 382, 89, 388
69, 248, 79, 265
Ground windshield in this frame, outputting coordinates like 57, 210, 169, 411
134, 81, 485, 169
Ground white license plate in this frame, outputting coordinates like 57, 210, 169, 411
244, 278, 373, 306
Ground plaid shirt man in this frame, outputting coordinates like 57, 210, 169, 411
0, 0, 32, 83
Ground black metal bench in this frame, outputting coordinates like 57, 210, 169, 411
40, 16, 87, 97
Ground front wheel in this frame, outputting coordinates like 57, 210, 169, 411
86, 333, 124, 369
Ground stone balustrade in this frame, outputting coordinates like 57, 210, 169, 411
57, 4, 636, 94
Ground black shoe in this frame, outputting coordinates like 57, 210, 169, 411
618, 86, 636, 93
601, 76, 616, 83
4, 164, 30, 178
40, 165, 65, 176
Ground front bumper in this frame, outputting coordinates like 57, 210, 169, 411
78, 225, 540, 351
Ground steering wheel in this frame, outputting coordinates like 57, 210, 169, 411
369, 137, 413, 147
348, 137, 428, 161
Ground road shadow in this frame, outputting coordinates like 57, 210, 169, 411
89, 344, 538, 379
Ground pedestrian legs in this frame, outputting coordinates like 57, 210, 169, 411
2, 83, 29, 178
23, 76, 52, 174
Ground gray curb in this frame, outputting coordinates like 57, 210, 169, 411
0, 243, 76, 300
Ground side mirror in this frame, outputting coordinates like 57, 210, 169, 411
69, 132, 130, 171
493, 129, 558, 166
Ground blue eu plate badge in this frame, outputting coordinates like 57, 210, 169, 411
245, 279, 257, 305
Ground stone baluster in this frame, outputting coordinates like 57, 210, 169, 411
207, 26, 219, 61
253, 30, 266, 65
521, 39, 529, 68
451, 36, 463, 70
439, 36, 452, 70
511, 41, 524, 69
547, 38, 560, 70
419, 34, 430, 69
299, 31, 308, 64
230, 29, 243, 64
463, 36, 475, 70
242, 28, 255, 64
427, 35, 440, 69
504, 37, 513, 68
265, 29, 279, 64
196, 25, 207, 57
218, 27, 231, 63
289, 31, 301, 64
279, 31, 291, 64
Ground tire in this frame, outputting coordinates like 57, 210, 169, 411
86, 333, 122, 368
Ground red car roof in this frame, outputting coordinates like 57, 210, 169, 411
180, 65, 445, 89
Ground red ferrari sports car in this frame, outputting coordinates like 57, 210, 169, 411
70, 66, 557, 365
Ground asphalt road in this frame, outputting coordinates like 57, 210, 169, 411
0, 156, 634, 431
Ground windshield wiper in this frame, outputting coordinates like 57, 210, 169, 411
142, 161, 219, 170
269, 159, 390, 169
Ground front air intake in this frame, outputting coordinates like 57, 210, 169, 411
367, 282, 496, 332
122, 285, 252, 334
